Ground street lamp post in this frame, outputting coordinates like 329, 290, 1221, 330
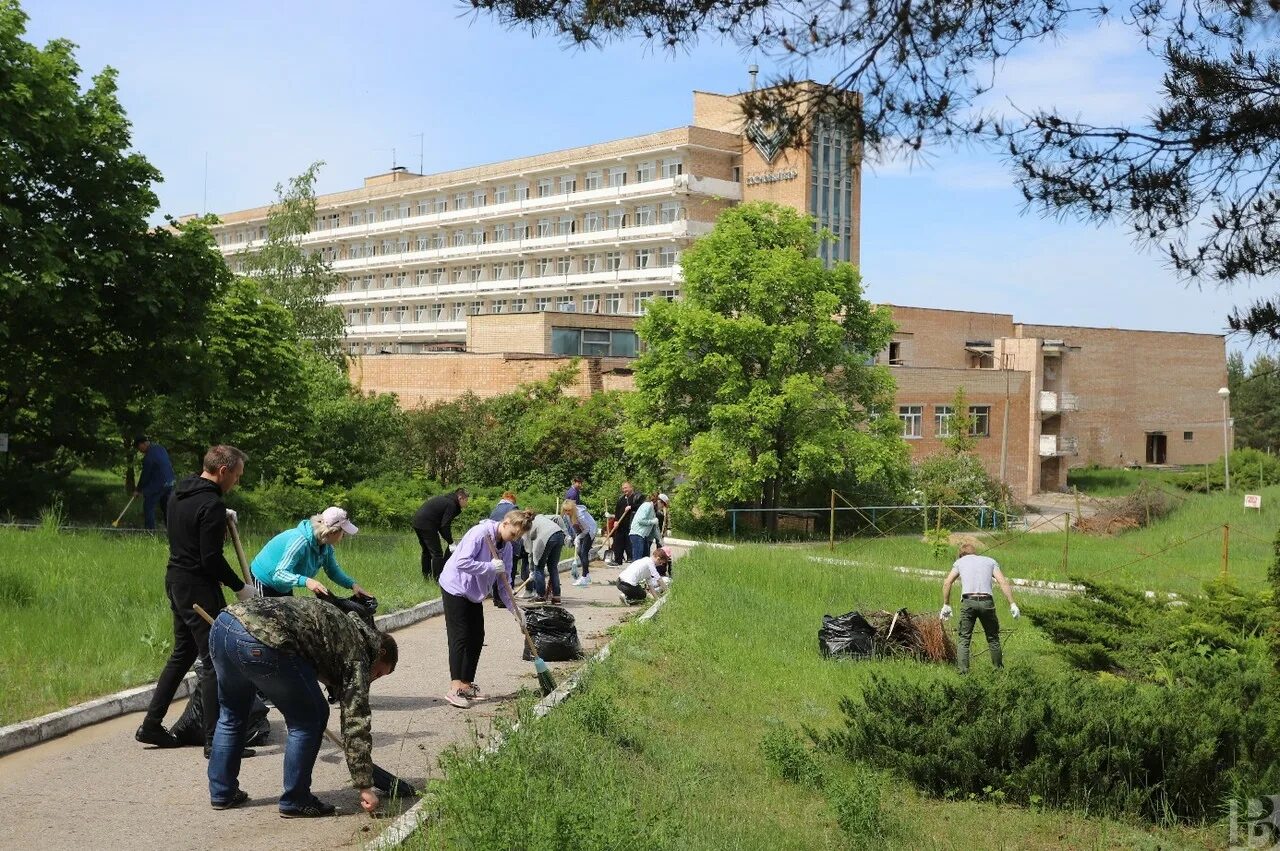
1218, 386, 1232, 491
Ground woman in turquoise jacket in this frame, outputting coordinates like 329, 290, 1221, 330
251, 506, 369, 598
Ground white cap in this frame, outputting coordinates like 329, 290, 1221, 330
658, 493, 670, 504
320, 506, 358, 535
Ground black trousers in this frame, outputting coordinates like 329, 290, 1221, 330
442, 588, 485, 683
617, 579, 646, 603
416, 527, 445, 580
145, 572, 226, 744
611, 524, 631, 563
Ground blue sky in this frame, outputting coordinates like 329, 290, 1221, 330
24, 0, 1270, 352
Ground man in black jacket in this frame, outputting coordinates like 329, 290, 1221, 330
411, 487, 468, 581
136, 444, 253, 755
610, 482, 646, 566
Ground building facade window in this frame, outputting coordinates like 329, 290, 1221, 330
492, 262, 508, 280
472, 190, 486, 207
636, 160, 656, 182
969, 405, 991, 437
416, 234, 429, 251
494, 185, 509, 204
470, 265, 483, 282
556, 296, 576, 312
514, 181, 529, 201
536, 218, 552, 238
469, 300, 483, 315
512, 260, 527, 278
536, 257, 553, 276
453, 192, 468, 210
582, 254, 600, 273
559, 175, 576, 194
556, 256, 572, 274
660, 289, 678, 301
605, 251, 623, 271
430, 303, 444, 321
634, 248, 653, 269
492, 299, 506, 314
606, 293, 623, 314
584, 211, 604, 232
608, 166, 626, 187
432, 197, 447, 214
606, 209, 625, 229
551, 328, 640, 357
537, 177, 553, 198
494, 222, 511, 242
1184, 431, 1194, 441
535, 297, 551, 312
661, 158, 683, 179
635, 205, 655, 227
659, 202, 682, 224
658, 246, 677, 267
934, 405, 953, 437
557, 215, 575, 236
510, 298, 526, 312
585, 170, 602, 191
633, 291, 654, 313
899, 405, 923, 438
582, 293, 599, 313
451, 302, 466, 321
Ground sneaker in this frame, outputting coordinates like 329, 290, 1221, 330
279, 798, 336, 819
460, 683, 480, 699
550, 596, 561, 605
204, 745, 257, 759
211, 789, 250, 810
618, 590, 630, 605
444, 689, 471, 709
517, 588, 537, 600
135, 722, 181, 749
573, 576, 590, 587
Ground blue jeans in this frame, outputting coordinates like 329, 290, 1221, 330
629, 534, 648, 562
574, 533, 592, 577
208, 612, 329, 811
142, 485, 172, 531
532, 532, 565, 597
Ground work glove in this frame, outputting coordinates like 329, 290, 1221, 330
234, 585, 256, 602
1010, 603, 1021, 619
490, 558, 506, 577
225, 508, 238, 525
445, 543, 455, 555
939, 604, 953, 621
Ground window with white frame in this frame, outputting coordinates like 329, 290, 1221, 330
472, 190, 486, 207
453, 267, 467, 283
494, 185, 509, 204
537, 177, 553, 198
451, 231, 466, 247
661, 158, 683, 178
557, 216, 575, 235
381, 307, 394, 323
513, 221, 529, 240
416, 270, 428, 286
559, 175, 576, 194
395, 272, 407, 288
585, 170, 602, 191
430, 303, 444, 320
362, 275, 374, 290
536, 257, 553, 276
536, 218, 552, 238
452, 302, 466, 320
607, 166, 626, 187
658, 246, 677, 267
492, 299, 506, 314
362, 307, 374, 324
430, 232, 444, 249
634, 248, 654, 269
606, 209, 625, 229
512, 260, 527, 278
899, 405, 923, 438
606, 293, 623, 314
349, 243, 364, 259
416, 233, 429, 251
514, 182, 529, 201
415, 305, 428, 322
635, 205, 655, 227
470, 265, 483, 282
397, 237, 410, 254
430, 268, 445, 284
556, 295, 576, 312
582, 293, 599, 313
582, 254, 600, 273
350, 211, 363, 226
382, 206, 396, 222
660, 289, 678, 301
469, 300, 483, 315
636, 161, 656, 182
584, 211, 604, 232
381, 273, 394, 289
605, 251, 623, 271
399, 203, 411, 219
395, 305, 407, 322
511, 298, 527, 312
557, 256, 572, 274
934, 406, 954, 437
492, 263, 508, 280
969, 405, 991, 437
454, 192, 468, 210
633, 291, 654, 313
469, 227, 485, 245
381, 239, 396, 255
432, 197, 447, 213
535, 296, 551, 312
490, 223, 507, 242
349, 309, 361, 325
659, 202, 682, 224
417, 200, 429, 216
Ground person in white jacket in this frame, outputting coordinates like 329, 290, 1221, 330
561, 499, 598, 587
617, 546, 672, 605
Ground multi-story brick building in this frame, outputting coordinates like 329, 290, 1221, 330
208, 84, 858, 354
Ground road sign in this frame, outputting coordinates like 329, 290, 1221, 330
1244, 493, 1262, 510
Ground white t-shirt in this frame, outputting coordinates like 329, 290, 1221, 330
619, 557, 661, 589
952, 554, 998, 595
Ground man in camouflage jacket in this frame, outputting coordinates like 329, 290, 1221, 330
207, 596, 398, 817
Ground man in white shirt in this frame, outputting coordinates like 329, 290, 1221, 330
617, 547, 672, 605
940, 541, 1020, 673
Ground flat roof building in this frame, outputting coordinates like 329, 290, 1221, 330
208, 84, 860, 354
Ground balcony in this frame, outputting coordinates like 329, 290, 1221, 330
327, 265, 681, 305
344, 320, 467, 339
1038, 391, 1080, 415
216, 175, 741, 253
1039, 434, 1079, 457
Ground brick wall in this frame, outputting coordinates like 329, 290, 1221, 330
887, 305, 1016, 369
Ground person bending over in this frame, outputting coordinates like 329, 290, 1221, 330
207, 596, 398, 817
411, 487, 468, 581
439, 509, 534, 708
617, 546, 672, 605
561, 498, 598, 584
251, 506, 369, 599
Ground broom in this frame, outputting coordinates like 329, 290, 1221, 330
486, 533, 557, 697
111, 493, 136, 527
191, 603, 418, 800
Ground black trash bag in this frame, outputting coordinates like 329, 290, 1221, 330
319, 592, 378, 630
170, 660, 272, 746
522, 605, 583, 662
819, 611, 877, 659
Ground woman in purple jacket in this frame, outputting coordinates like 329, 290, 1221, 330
439, 509, 534, 708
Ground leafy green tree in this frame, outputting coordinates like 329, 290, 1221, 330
1228, 351, 1280, 453
0, 3, 227, 489
626, 202, 908, 524
941, 386, 976, 455
237, 162, 346, 365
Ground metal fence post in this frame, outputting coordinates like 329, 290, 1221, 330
731, 510, 737, 540
1222, 524, 1230, 578
829, 490, 835, 551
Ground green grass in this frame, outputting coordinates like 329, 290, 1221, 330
0, 524, 435, 725
407, 546, 1217, 850
1066, 466, 1190, 496
830, 483, 1280, 597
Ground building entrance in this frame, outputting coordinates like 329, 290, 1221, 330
1145, 433, 1167, 465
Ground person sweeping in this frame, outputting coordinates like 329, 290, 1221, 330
438, 508, 534, 708
250, 507, 370, 599
939, 541, 1020, 673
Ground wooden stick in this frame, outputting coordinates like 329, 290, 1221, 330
484, 533, 542, 660
227, 516, 251, 585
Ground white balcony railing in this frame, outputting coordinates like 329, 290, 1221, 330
1039, 391, 1081, 414
327, 265, 682, 305
216, 175, 741, 253
344, 320, 467, 339
1039, 435, 1079, 457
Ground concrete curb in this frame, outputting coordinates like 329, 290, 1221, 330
367, 587, 672, 849
0, 555, 582, 759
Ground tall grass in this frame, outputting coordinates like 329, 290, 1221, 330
407, 546, 1214, 850
0, 526, 435, 724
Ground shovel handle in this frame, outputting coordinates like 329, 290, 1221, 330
485, 534, 542, 659
193, 603, 215, 626
227, 516, 251, 586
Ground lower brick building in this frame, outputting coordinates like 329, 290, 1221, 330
349, 304, 1228, 498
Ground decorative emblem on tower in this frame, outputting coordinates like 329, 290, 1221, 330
746, 118, 787, 164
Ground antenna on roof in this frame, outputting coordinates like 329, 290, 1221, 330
748, 64, 758, 91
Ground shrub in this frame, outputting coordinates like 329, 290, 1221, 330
911, 453, 1005, 512
760, 727, 825, 789
826, 762, 893, 847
